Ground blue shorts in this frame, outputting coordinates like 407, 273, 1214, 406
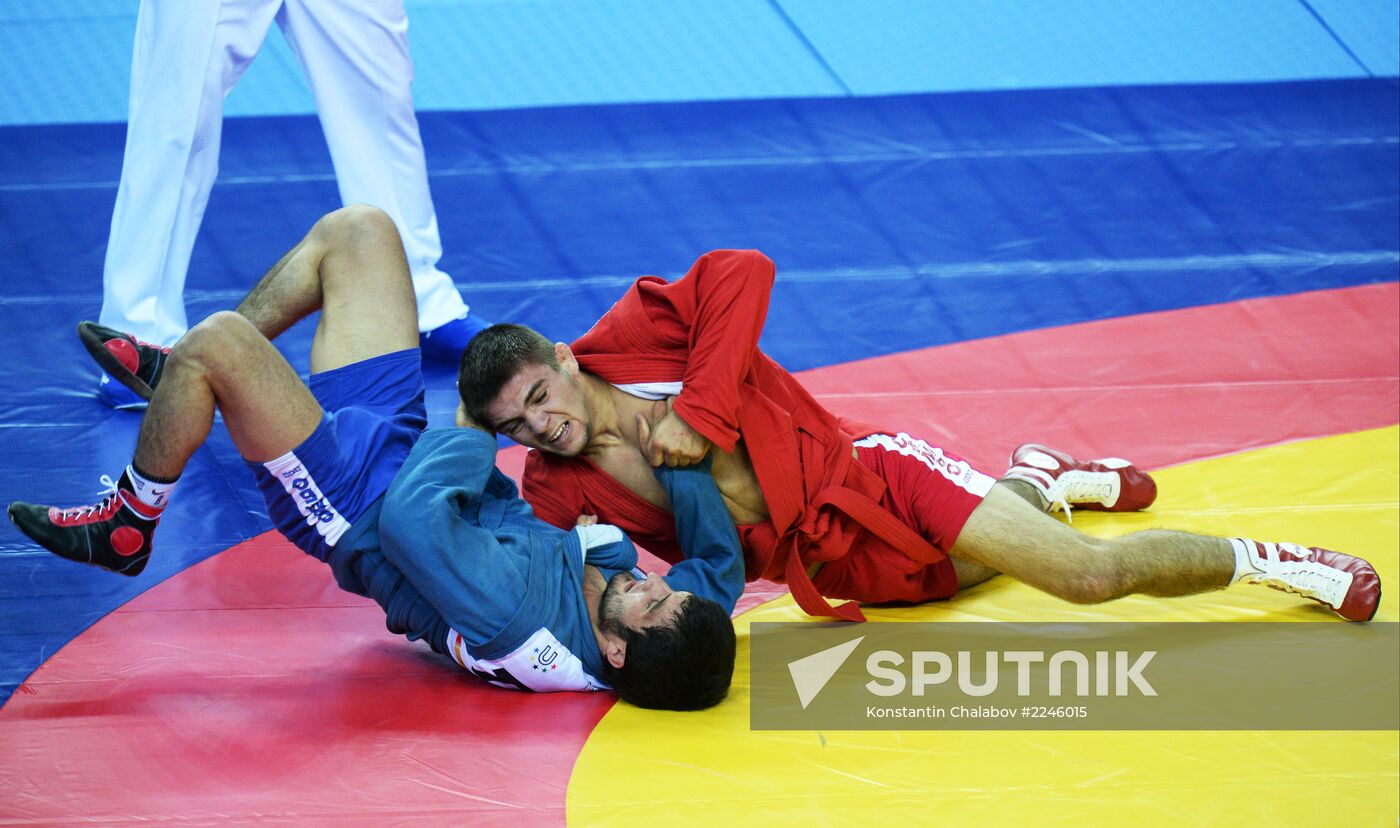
250, 349, 426, 562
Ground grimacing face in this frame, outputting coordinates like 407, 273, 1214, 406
484, 359, 593, 456
599, 571, 692, 635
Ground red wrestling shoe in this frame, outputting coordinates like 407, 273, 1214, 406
7, 471, 160, 577
78, 321, 170, 401
1236, 541, 1381, 622
1005, 443, 1157, 516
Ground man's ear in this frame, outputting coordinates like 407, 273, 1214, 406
554, 341, 578, 372
603, 632, 627, 670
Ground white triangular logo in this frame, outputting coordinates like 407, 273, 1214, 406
788, 636, 864, 709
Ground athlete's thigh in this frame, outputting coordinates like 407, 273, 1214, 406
949, 484, 1102, 594
206, 317, 325, 463
308, 206, 420, 373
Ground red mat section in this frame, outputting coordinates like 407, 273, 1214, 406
1, 534, 615, 824
0, 283, 1395, 824
801, 281, 1399, 474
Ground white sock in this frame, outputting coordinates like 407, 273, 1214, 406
1228, 537, 1261, 584
126, 464, 177, 511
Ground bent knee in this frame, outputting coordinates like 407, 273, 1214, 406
314, 204, 397, 248
174, 311, 261, 369
183, 310, 256, 345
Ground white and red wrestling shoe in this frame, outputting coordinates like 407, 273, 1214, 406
1235, 541, 1381, 622
1004, 442, 1158, 517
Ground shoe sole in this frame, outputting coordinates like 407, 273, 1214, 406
77, 323, 155, 400
1362, 584, 1381, 622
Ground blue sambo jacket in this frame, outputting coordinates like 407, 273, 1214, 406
325, 428, 744, 693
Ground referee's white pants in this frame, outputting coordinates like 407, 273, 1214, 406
100, 0, 468, 346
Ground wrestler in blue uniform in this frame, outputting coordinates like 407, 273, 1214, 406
250, 349, 743, 693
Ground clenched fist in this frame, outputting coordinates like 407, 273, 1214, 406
636, 397, 711, 467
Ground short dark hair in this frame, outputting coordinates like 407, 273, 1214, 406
457, 324, 558, 424
602, 596, 737, 711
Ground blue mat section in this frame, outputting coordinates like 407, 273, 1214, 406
1, 79, 1397, 703
1, 1, 1396, 125
1302, 0, 1400, 74
782, 0, 1390, 93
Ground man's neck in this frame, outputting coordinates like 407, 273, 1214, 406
581, 563, 610, 654
579, 373, 656, 459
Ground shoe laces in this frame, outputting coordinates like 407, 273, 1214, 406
1057, 475, 1114, 505
1049, 494, 1074, 521
127, 334, 172, 354
1046, 472, 1115, 522
1249, 571, 1348, 609
1242, 543, 1349, 608
52, 476, 122, 525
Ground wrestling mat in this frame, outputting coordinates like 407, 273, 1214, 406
0, 285, 1394, 824
1, 81, 1397, 824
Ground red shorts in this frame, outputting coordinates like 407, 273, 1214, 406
811, 433, 995, 605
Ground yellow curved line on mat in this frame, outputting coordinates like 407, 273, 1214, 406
567, 427, 1399, 826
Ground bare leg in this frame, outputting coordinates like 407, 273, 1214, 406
997, 477, 1049, 511
950, 485, 1232, 605
132, 312, 322, 475
11, 206, 419, 573
233, 244, 319, 340
951, 556, 1000, 589
234, 203, 419, 369
135, 205, 419, 475
948, 479, 1043, 588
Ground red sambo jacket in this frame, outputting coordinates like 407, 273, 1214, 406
522, 249, 948, 621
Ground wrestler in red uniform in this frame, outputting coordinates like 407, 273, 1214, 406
521, 250, 994, 620
463, 250, 1381, 623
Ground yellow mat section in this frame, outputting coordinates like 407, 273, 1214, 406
568, 427, 1399, 826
